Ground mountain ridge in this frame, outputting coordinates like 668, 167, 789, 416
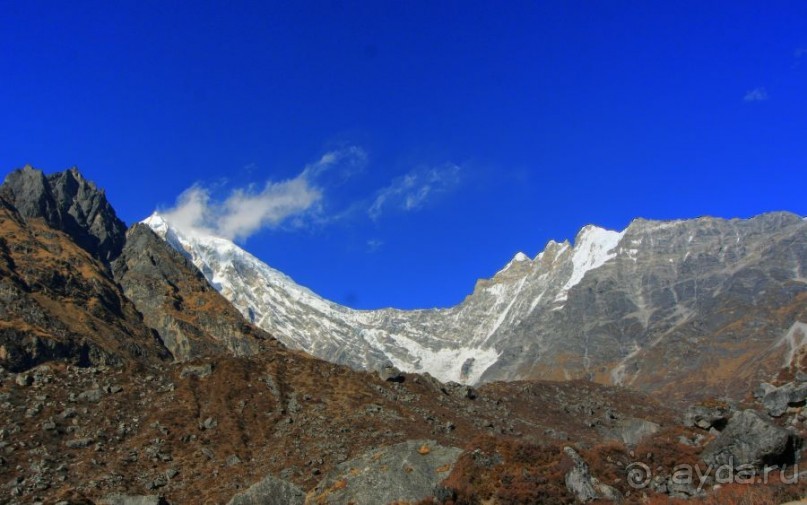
144, 209, 807, 399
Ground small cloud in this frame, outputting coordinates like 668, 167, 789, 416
369, 163, 461, 220
743, 87, 768, 102
303, 146, 367, 183
366, 239, 384, 253
158, 147, 365, 241
160, 176, 321, 242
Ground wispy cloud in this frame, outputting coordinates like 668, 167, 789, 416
302, 146, 367, 181
158, 147, 366, 241
158, 148, 462, 240
366, 239, 384, 253
368, 163, 461, 220
743, 87, 769, 102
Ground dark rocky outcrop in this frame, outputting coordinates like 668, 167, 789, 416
760, 381, 807, 417
0, 195, 170, 372
1, 165, 127, 263
683, 403, 732, 430
378, 362, 404, 382
112, 224, 264, 361
701, 409, 801, 470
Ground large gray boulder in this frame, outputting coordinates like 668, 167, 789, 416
563, 447, 622, 503
761, 382, 807, 417
683, 404, 732, 430
702, 410, 800, 469
306, 440, 462, 505
227, 474, 305, 505
378, 362, 404, 382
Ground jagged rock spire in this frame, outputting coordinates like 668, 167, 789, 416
0, 165, 127, 263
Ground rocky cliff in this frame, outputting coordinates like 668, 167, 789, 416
1, 166, 127, 263
112, 224, 266, 360
0, 195, 170, 372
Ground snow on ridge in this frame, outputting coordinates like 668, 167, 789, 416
376, 330, 501, 384
555, 225, 625, 302
142, 212, 632, 385
145, 212, 332, 309
495, 251, 533, 276
143, 212, 502, 383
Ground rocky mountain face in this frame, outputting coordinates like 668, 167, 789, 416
0, 166, 270, 372
112, 224, 265, 361
488, 213, 807, 400
0, 194, 169, 372
1, 166, 127, 263
146, 212, 807, 400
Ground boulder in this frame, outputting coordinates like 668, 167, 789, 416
77, 388, 104, 403
683, 404, 731, 430
761, 382, 807, 417
441, 381, 478, 400
227, 474, 304, 505
15, 374, 32, 387
307, 440, 462, 505
702, 410, 800, 469
563, 447, 622, 503
378, 363, 404, 382
755, 382, 778, 400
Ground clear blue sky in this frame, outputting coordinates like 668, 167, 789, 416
2, 1, 806, 309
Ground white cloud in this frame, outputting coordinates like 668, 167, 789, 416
159, 149, 462, 238
366, 239, 384, 253
743, 87, 768, 102
159, 147, 365, 241
302, 146, 367, 180
368, 163, 461, 220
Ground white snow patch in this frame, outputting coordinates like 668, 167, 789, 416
528, 291, 546, 313
485, 277, 527, 341
775, 322, 807, 368
554, 225, 625, 302
495, 251, 533, 275
382, 332, 500, 384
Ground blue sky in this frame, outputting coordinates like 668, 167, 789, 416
2, 1, 806, 309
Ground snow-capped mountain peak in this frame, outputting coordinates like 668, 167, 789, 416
143, 213, 634, 384
142, 212, 807, 391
